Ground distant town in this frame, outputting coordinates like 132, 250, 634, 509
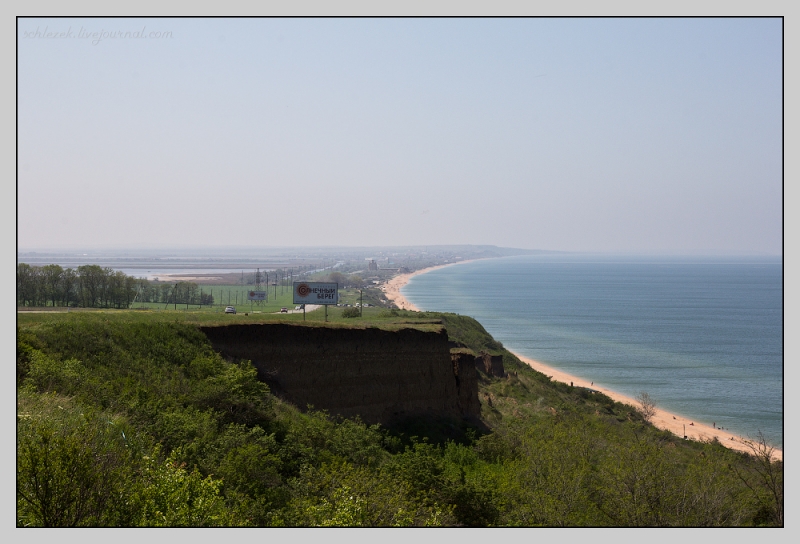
17, 244, 554, 285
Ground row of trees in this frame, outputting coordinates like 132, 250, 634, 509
16, 264, 213, 309
16, 263, 380, 309
17, 264, 138, 309
132, 280, 214, 307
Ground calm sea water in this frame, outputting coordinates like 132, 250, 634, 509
403, 254, 783, 448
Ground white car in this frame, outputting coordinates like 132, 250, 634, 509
224, 306, 236, 314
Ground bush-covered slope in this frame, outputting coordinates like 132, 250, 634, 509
16, 313, 782, 527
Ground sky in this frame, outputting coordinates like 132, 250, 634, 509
16, 15, 783, 255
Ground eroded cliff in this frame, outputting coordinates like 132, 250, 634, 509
200, 323, 481, 426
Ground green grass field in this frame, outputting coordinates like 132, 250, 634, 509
123, 285, 386, 316
17, 301, 444, 333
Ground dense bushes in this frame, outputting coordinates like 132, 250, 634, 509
16, 391, 238, 527
16, 316, 783, 527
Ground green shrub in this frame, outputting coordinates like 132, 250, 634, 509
16, 313, 784, 527
17, 392, 139, 527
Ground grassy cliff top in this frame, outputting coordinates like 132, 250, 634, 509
17, 306, 450, 334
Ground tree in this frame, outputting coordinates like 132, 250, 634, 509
17, 263, 37, 306
635, 392, 657, 424
40, 265, 64, 308
595, 432, 684, 526
77, 265, 104, 307
60, 268, 78, 307
328, 271, 348, 286
731, 431, 783, 526
159, 283, 172, 304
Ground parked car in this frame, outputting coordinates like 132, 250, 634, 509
225, 306, 236, 314
280, 307, 288, 313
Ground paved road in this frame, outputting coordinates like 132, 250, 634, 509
275, 304, 322, 314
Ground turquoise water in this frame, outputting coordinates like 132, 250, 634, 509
402, 254, 783, 448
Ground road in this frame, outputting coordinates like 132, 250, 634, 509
277, 304, 322, 314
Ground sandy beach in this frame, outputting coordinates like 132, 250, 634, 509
382, 260, 476, 311
512, 351, 781, 460
382, 263, 783, 461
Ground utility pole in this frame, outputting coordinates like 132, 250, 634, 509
360, 289, 363, 317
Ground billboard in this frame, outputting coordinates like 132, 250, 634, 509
247, 290, 266, 301
293, 282, 338, 305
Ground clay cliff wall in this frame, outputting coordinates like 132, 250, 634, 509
477, 352, 506, 378
200, 324, 481, 426
450, 351, 483, 417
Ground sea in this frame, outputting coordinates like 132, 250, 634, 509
402, 254, 783, 449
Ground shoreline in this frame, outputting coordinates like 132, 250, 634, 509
510, 351, 781, 460
382, 260, 477, 311
383, 262, 783, 461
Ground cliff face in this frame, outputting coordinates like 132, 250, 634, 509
477, 352, 506, 378
200, 324, 481, 426
450, 352, 482, 418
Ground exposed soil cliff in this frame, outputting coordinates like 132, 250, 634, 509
450, 351, 483, 418
200, 324, 481, 426
477, 352, 506, 378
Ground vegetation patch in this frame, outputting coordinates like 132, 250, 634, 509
16, 311, 783, 527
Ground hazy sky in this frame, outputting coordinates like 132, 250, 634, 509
16, 16, 783, 255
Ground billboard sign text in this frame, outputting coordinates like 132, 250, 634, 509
247, 290, 266, 301
293, 282, 338, 305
